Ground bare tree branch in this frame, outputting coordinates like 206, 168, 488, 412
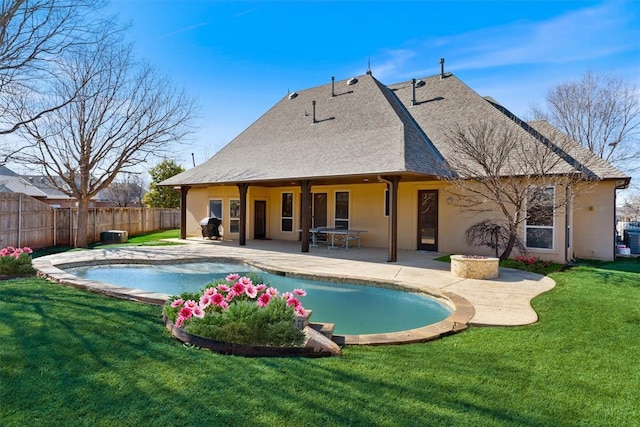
445, 118, 594, 260
532, 70, 640, 173
11, 28, 197, 247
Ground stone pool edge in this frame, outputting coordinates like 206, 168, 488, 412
33, 254, 475, 346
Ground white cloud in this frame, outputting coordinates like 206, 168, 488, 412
157, 22, 209, 40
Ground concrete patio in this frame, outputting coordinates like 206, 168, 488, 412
34, 238, 556, 328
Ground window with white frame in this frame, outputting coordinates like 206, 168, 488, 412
335, 191, 350, 229
229, 199, 240, 233
525, 187, 555, 249
281, 192, 293, 232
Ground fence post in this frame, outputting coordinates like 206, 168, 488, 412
18, 193, 22, 247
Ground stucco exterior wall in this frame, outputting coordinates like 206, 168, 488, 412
572, 181, 616, 261
183, 180, 615, 262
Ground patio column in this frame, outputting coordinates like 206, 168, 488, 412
179, 186, 190, 239
300, 180, 311, 252
381, 176, 399, 262
237, 183, 249, 246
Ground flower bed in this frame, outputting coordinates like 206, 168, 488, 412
163, 273, 340, 357
450, 255, 499, 279
0, 246, 35, 278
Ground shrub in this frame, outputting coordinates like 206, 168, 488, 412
165, 274, 306, 347
0, 246, 36, 276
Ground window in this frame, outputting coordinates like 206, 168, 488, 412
229, 199, 240, 233
209, 199, 222, 219
525, 187, 555, 249
281, 192, 293, 232
335, 191, 349, 229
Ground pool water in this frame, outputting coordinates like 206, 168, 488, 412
66, 262, 452, 335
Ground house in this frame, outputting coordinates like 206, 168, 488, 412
0, 166, 121, 208
161, 65, 630, 263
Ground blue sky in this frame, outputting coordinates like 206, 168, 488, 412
109, 0, 640, 169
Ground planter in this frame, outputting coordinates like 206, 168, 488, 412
450, 255, 499, 279
162, 311, 339, 357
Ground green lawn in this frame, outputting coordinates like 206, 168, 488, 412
31, 229, 183, 258
1, 260, 639, 426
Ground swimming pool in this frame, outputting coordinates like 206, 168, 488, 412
66, 262, 452, 335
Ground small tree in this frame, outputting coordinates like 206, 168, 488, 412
445, 117, 592, 260
143, 159, 184, 208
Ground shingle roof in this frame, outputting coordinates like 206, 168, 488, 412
162, 73, 451, 186
163, 72, 630, 188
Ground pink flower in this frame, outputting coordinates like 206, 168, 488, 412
257, 293, 271, 307
225, 273, 239, 282
217, 284, 230, 292
256, 284, 267, 292
266, 287, 279, 296
287, 297, 301, 308
192, 305, 205, 318
204, 287, 217, 297
175, 317, 185, 328
232, 282, 245, 296
184, 300, 198, 310
238, 276, 253, 286
179, 306, 193, 319
293, 288, 306, 296
23, 247, 33, 254
245, 283, 258, 298
295, 305, 306, 317
282, 292, 293, 301
199, 294, 211, 308
170, 298, 184, 308
211, 293, 226, 306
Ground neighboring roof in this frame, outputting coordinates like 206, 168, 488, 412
0, 165, 19, 177
163, 72, 631, 188
0, 175, 48, 197
20, 175, 74, 199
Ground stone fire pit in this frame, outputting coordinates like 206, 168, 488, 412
451, 255, 499, 279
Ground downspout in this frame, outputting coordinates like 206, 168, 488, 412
378, 175, 399, 262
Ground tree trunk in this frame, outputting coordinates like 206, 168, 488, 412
75, 197, 90, 248
499, 229, 518, 261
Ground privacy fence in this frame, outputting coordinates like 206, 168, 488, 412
0, 193, 179, 249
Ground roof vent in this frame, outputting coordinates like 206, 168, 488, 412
347, 77, 358, 86
415, 79, 425, 88
288, 92, 298, 100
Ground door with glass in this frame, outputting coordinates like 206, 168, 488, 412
417, 190, 438, 251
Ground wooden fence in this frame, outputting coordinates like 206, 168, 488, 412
0, 193, 180, 249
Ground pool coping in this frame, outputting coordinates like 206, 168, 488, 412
34, 251, 475, 346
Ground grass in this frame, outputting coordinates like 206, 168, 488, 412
31, 229, 182, 258
1, 259, 639, 425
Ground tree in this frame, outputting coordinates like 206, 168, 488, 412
11, 30, 196, 247
0, 0, 103, 143
445, 117, 593, 260
531, 70, 640, 173
143, 159, 185, 208
103, 173, 146, 207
